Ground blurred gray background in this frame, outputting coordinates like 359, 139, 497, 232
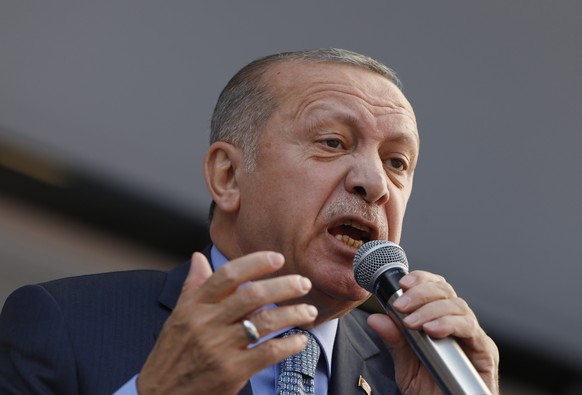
1, 1, 581, 394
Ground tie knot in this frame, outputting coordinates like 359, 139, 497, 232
280, 329, 321, 379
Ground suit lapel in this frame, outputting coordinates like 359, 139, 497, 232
330, 310, 400, 395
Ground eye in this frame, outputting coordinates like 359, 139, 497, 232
387, 158, 407, 171
323, 139, 342, 149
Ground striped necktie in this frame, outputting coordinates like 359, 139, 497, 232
276, 329, 321, 395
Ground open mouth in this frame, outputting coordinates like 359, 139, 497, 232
328, 220, 372, 250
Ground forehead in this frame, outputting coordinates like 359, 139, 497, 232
264, 61, 418, 141
268, 61, 409, 105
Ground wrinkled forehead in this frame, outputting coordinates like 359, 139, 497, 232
263, 61, 418, 139
267, 61, 415, 115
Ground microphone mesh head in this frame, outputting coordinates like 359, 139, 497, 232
353, 240, 409, 291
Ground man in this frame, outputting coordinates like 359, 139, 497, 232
0, 48, 499, 394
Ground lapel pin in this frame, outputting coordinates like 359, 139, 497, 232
358, 375, 372, 395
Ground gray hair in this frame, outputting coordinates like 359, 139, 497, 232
209, 48, 402, 171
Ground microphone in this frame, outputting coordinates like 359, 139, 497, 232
353, 240, 491, 395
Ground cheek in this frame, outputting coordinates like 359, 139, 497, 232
386, 188, 411, 243
238, 176, 317, 247
281, 164, 339, 213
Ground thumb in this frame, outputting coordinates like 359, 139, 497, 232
368, 313, 416, 365
181, 252, 213, 295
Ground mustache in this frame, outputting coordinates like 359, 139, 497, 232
322, 195, 388, 236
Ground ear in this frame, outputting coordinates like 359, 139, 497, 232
204, 141, 243, 213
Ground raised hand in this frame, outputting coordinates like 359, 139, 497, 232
137, 251, 318, 395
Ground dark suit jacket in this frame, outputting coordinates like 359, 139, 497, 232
0, 253, 400, 394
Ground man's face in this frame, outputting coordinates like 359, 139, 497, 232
234, 62, 419, 318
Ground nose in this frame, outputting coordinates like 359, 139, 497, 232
345, 154, 389, 205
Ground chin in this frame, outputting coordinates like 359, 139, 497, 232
315, 274, 369, 303
302, 250, 368, 303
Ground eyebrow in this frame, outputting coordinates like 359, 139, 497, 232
303, 107, 365, 132
388, 130, 420, 149
304, 107, 419, 148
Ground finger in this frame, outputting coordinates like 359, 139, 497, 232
399, 270, 449, 290
236, 304, 318, 344
419, 312, 480, 340
393, 275, 456, 314
368, 313, 406, 350
367, 313, 421, 376
195, 251, 285, 303
220, 275, 312, 322
230, 333, 309, 378
402, 297, 471, 331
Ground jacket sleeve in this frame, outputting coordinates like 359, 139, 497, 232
0, 284, 79, 394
